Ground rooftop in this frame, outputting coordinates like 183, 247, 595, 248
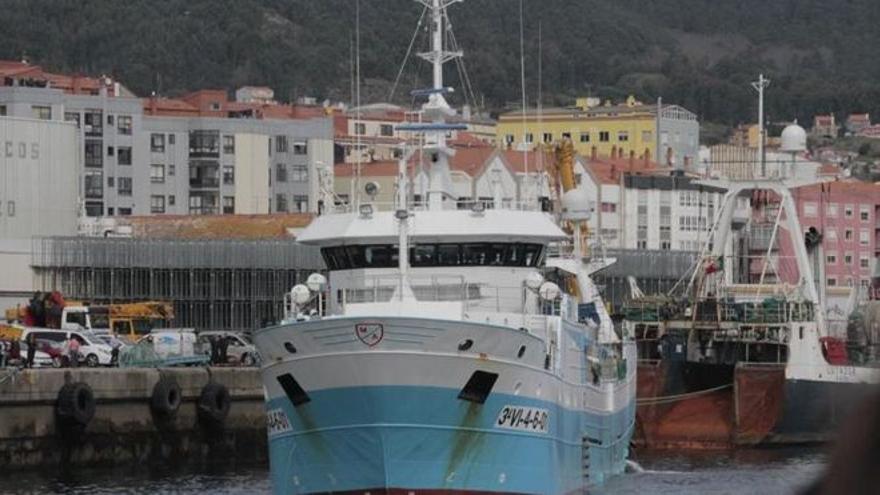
117, 213, 314, 239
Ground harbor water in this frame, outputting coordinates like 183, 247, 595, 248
0, 447, 824, 494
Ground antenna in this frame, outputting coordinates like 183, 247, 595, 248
354, 0, 362, 209
751, 74, 770, 177
518, 0, 529, 201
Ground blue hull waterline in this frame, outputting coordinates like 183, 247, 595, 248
266, 384, 634, 494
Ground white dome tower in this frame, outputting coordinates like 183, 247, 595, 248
780, 121, 807, 153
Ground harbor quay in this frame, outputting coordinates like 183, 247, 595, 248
0, 367, 266, 469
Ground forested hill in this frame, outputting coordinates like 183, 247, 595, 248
2, 0, 880, 127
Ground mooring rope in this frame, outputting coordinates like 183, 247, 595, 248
636, 383, 733, 406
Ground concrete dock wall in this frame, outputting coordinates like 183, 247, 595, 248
0, 367, 267, 469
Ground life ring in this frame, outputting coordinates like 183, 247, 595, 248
56, 382, 96, 427
197, 382, 231, 428
151, 376, 182, 418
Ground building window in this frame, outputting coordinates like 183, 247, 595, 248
107, 176, 115, 188
844, 253, 854, 265
151, 133, 165, 152
117, 115, 132, 135
860, 256, 870, 269
600, 202, 616, 213
107, 146, 115, 156
845, 229, 854, 241
223, 166, 234, 185
860, 229, 870, 245
618, 131, 629, 142
599, 131, 610, 142
117, 147, 132, 165
827, 278, 837, 287
845, 205, 854, 218
525, 133, 534, 144
276, 136, 288, 153
803, 202, 817, 217
276, 194, 288, 212
168, 164, 175, 176
84, 110, 103, 136
0, 105, 6, 116
31, 105, 52, 120
562, 132, 571, 140
168, 134, 175, 145
293, 142, 308, 155
118, 177, 132, 196
150, 195, 165, 214
276, 163, 287, 182
826, 229, 838, 242
291, 165, 309, 182
579, 132, 590, 143
64, 112, 80, 125
860, 207, 870, 222
85, 141, 103, 168
642, 130, 652, 142
542, 133, 553, 143
223, 196, 235, 214
168, 195, 175, 206
293, 195, 309, 213
504, 134, 514, 145
826, 203, 838, 217
223, 135, 235, 154
118, 208, 132, 216
85, 171, 103, 198
151, 164, 165, 183
380, 124, 393, 137
107, 114, 114, 126
189, 130, 219, 155
826, 252, 837, 264
354, 123, 366, 135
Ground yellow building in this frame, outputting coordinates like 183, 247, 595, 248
496, 95, 699, 168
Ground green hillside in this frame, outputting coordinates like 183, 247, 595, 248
2, 0, 879, 127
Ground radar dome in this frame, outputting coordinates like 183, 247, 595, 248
560, 189, 592, 221
290, 284, 311, 305
780, 122, 807, 153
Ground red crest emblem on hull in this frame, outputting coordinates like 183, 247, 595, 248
355, 322, 384, 347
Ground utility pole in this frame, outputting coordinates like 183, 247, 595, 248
751, 74, 770, 177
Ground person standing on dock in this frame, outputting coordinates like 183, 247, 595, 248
67, 336, 81, 368
25, 333, 36, 368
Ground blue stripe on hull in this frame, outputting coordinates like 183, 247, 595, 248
266, 385, 634, 494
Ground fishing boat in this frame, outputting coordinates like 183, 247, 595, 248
253, 1, 636, 492
626, 116, 880, 448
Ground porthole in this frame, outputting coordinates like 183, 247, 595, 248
517, 345, 526, 359
458, 339, 474, 351
284, 342, 297, 354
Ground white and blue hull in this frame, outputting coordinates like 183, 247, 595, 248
256, 317, 636, 494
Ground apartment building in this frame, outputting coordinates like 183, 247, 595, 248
497, 95, 699, 170
0, 60, 334, 217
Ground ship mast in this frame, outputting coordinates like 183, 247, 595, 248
403, 0, 466, 210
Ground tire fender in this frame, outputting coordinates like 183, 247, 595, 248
151, 376, 182, 418
56, 382, 96, 427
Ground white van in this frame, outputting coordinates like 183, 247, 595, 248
137, 329, 199, 359
20, 328, 114, 367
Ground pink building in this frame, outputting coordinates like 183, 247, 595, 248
786, 181, 880, 297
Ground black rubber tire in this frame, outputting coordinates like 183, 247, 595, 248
56, 382, 96, 426
85, 354, 100, 367
151, 376, 182, 418
198, 382, 231, 427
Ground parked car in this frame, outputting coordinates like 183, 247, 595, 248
19, 328, 114, 367
197, 331, 260, 366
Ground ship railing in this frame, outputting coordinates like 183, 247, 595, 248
624, 298, 815, 325
327, 198, 546, 214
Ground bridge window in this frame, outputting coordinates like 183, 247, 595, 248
321, 243, 544, 270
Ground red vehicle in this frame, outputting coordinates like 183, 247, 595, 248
33, 339, 65, 367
